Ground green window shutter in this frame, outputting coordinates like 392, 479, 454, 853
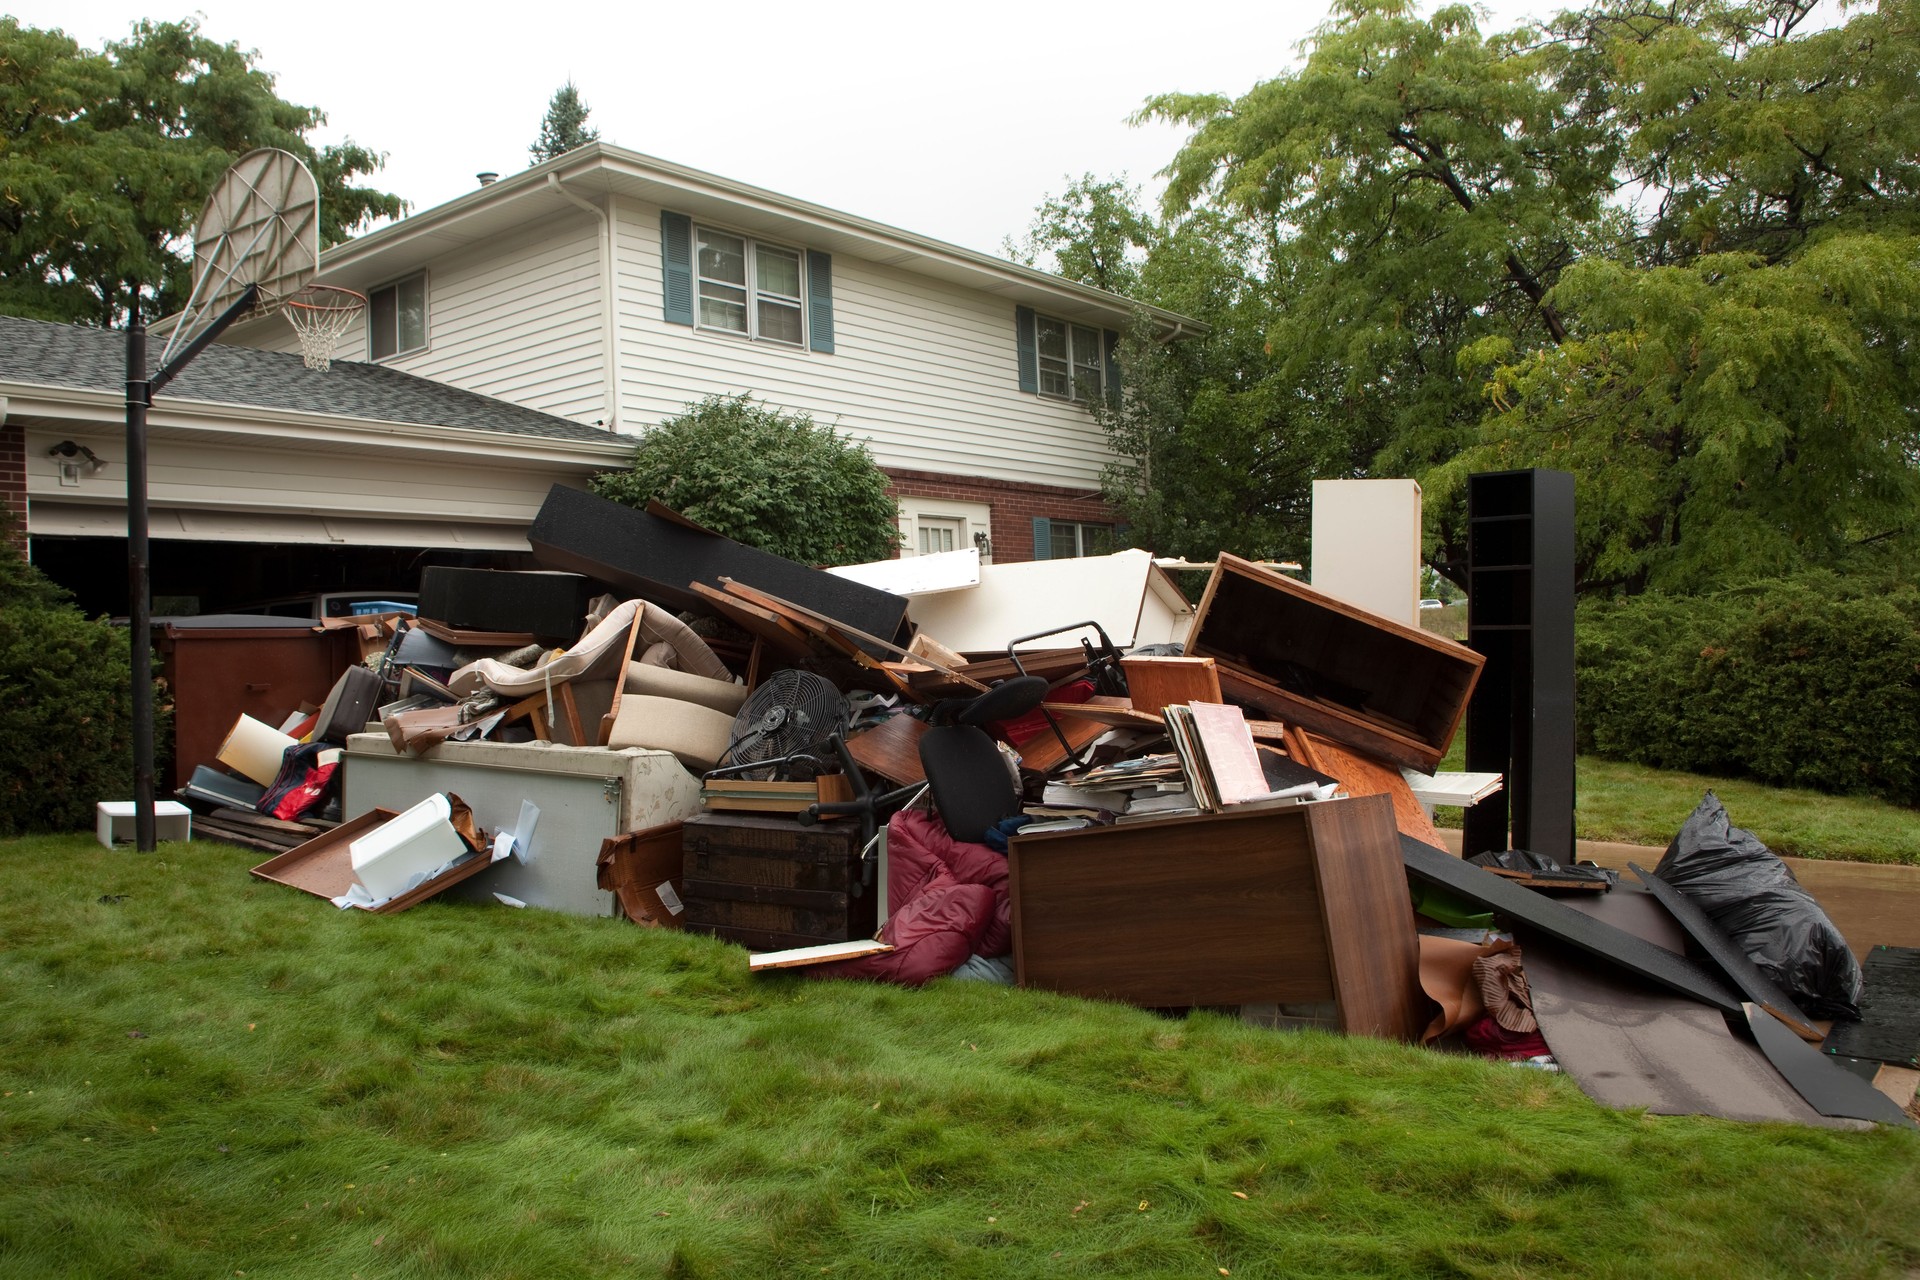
661, 211, 693, 326
806, 250, 834, 353
1103, 329, 1122, 406
1031, 517, 1052, 560
1015, 306, 1038, 393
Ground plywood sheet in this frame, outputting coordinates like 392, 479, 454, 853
845, 714, 930, 786
1121, 656, 1222, 716
1309, 733, 1446, 848
1302, 795, 1426, 1040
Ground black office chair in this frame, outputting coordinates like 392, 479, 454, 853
802, 675, 1049, 849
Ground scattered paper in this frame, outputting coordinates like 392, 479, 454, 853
655, 882, 684, 916
494, 893, 527, 909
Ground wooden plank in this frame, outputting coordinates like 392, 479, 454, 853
1218, 667, 1439, 774
1301, 795, 1427, 1041
1630, 863, 1823, 1043
1120, 656, 1222, 716
1039, 696, 1164, 730
688, 581, 813, 662
1015, 711, 1110, 776
845, 713, 930, 786
1400, 834, 1743, 1013
749, 940, 894, 971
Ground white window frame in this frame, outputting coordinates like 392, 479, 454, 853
897, 497, 993, 564
1048, 520, 1115, 559
1035, 314, 1105, 403
368, 271, 429, 361
695, 224, 806, 348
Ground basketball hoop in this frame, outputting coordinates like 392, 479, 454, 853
276, 283, 367, 371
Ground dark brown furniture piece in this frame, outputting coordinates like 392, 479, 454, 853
1185, 555, 1483, 773
679, 812, 875, 952
1007, 794, 1426, 1041
1464, 468, 1576, 860
158, 617, 358, 790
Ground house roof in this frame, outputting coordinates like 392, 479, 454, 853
0, 314, 618, 445
306, 142, 1205, 338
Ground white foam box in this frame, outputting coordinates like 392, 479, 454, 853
97, 800, 193, 848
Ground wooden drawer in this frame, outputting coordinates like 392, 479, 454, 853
679, 812, 874, 951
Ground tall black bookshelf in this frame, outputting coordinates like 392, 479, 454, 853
1463, 469, 1575, 860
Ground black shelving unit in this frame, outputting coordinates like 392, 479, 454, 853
1463, 469, 1575, 860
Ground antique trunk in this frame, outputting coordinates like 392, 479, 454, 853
679, 812, 875, 952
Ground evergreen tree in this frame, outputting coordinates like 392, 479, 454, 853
530, 81, 600, 164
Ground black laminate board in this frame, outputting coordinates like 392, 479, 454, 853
418, 567, 591, 642
1822, 945, 1920, 1068
1630, 863, 1823, 1043
1746, 1004, 1916, 1129
527, 485, 909, 650
1400, 835, 1740, 1012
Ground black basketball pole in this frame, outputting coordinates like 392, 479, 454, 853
125, 307, 155, 852
124, 282, 260, 853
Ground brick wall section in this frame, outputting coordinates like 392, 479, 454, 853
0, 422, 24, 558
883, 468, 1116, 562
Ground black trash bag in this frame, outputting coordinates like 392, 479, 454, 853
1653, 791, 1862, 1020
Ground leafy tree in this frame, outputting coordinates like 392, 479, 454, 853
530, 81, 599, 164
590, 395, 900, 567
0, 17, 406, 328
1010, 177, 1356, 562
1134, 0, 1920, 595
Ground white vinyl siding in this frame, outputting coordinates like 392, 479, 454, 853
217, 211, 608, 425
613, 200, 1118, 489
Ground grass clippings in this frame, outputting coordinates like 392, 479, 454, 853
2, 834, 1917, 1278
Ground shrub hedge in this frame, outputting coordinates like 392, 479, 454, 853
1575, 572, 1920, 806
0, 533, 155, 836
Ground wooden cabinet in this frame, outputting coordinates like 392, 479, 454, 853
1186, 554, 1482, 773
1007, 794, 1425, 1041
680, 812, 876, 952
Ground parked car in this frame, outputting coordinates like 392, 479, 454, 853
1419, 598, 1445, 610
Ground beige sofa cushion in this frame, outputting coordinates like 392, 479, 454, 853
607, 695, 737, 773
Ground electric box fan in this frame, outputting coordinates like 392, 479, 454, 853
719, 670, 849, 781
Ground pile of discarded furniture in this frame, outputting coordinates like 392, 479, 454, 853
166, 485, 1914, 1132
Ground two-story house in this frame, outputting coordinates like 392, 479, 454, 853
221, 141, 1197, 564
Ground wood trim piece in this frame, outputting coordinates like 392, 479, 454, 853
1631, 863, 1823, 1042
1304, 797, 1427, 1041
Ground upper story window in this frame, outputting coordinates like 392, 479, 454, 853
696, 227, 804, 346
1036, 315, 1105, 401
368, 272, 428, 361
662, 210, 834, 353
1015, 306, 1113, 403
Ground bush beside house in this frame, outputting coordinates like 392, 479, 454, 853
0, 521, 155, 835
591, 395, 899, 567
1576, 574, 1920, 806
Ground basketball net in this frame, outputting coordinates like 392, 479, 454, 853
274, 284, 367, 371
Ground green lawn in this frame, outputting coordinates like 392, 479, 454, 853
2, 834, 1916, 1278
1429, 732, 1920, 866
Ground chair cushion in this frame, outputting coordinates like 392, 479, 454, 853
607, 695, 737, 773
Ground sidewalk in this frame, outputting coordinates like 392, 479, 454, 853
1434, 829, 1920, 956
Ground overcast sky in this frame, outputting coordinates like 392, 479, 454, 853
23, 1, 1547, 258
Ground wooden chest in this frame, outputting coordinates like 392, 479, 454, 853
679, 812, 875, 952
